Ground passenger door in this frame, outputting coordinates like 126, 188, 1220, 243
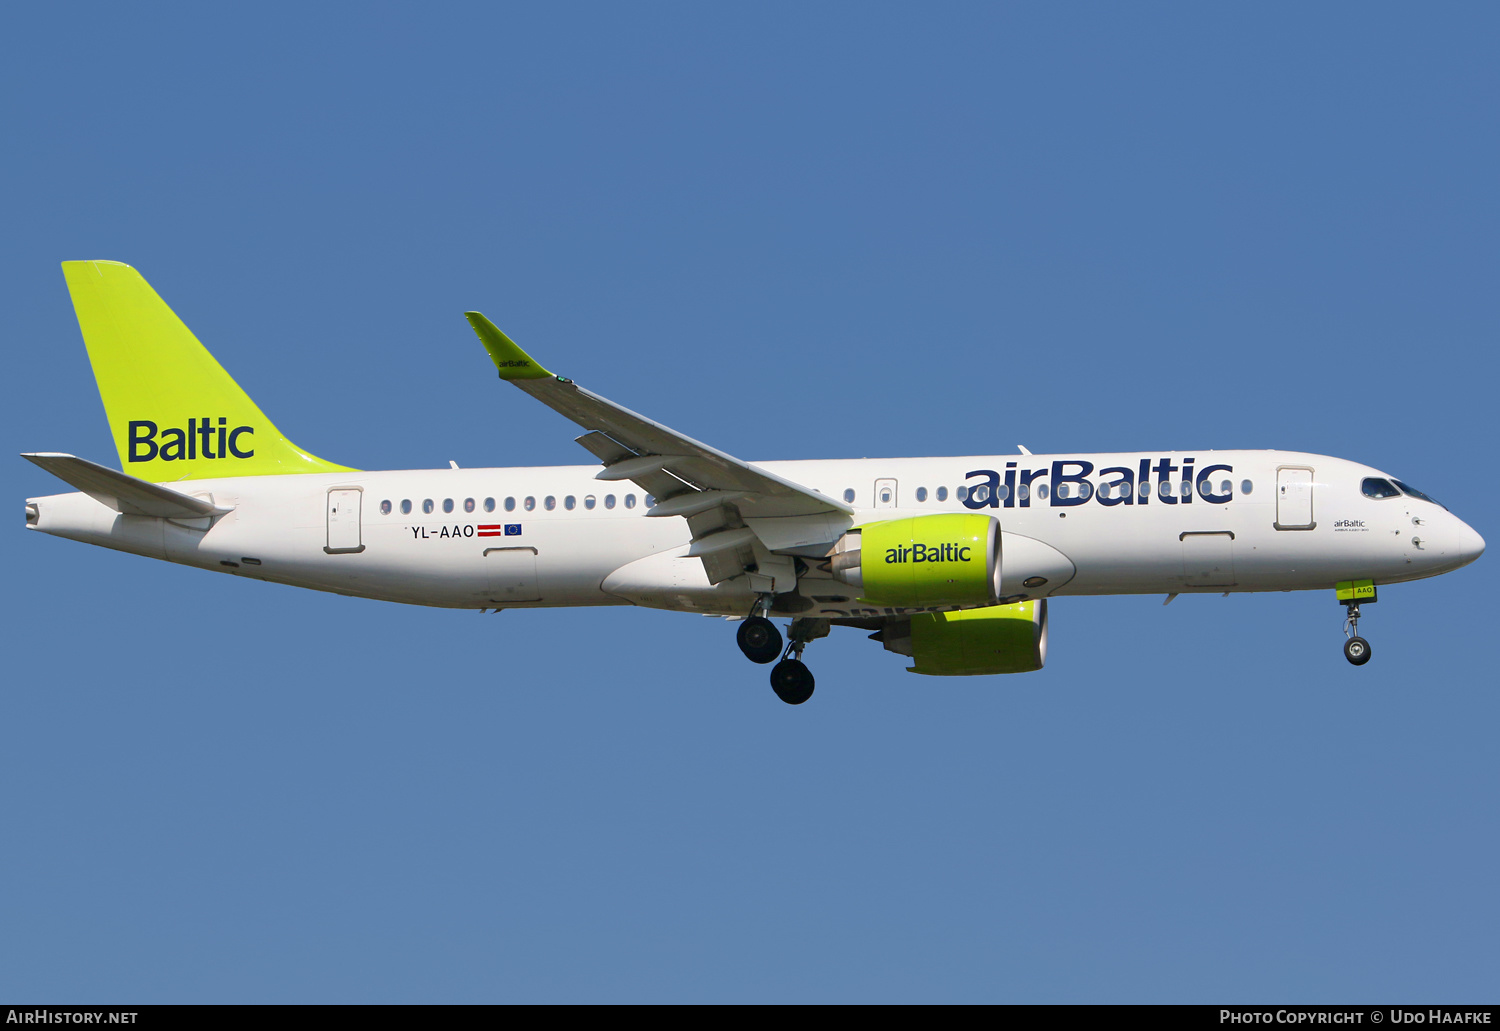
1275, 467, 1316, 530
325, 488, 364, 554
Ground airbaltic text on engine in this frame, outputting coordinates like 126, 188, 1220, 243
884, 542, 972, 564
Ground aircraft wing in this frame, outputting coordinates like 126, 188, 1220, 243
465, 313, 853, 588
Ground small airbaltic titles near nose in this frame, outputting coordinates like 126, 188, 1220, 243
23, 262, 1485, 704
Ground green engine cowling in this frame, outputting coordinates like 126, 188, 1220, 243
831, 513, 1001, 608
906, 599, 1048, 676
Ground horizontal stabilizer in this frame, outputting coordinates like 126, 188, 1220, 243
21, 453, 227, 518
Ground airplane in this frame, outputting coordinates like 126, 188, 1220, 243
23, 261, 1486, 704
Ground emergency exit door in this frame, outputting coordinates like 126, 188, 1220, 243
326, 488, 364, 554
1275, 467, 1316, 530
485, 546, 541, 603
874, 478, 898, 509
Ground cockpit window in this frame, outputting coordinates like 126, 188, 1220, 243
1361, 477, 1401, 500
1393, 480, 1445, 509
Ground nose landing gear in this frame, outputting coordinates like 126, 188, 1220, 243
1342, 602, 1372, 666
1336, 580, 1377, 667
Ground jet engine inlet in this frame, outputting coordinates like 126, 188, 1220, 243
830, 513, 1002, 608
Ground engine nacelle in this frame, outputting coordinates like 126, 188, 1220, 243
831, 513, 1001, 608
887, 599, 1049, 676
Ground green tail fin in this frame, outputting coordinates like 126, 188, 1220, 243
61, 261, 353, 480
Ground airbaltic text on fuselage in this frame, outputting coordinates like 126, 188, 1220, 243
127, 419, 254, 462
961, 458, 1236, 509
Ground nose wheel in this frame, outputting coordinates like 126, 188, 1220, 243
1343, 636, 1371, 665
1342, 602, 1372, 666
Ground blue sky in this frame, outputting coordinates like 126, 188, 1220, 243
3, 3, 1496, 1002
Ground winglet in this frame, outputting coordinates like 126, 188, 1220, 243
464, 313, 555, 381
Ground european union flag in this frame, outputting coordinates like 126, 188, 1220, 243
504, 524, 522, 535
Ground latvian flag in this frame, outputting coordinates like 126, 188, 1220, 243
477, 524, 504, 538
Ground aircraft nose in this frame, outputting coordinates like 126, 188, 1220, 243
1454, 520, 1485, 568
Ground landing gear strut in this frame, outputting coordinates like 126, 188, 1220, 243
1342, 602, 1372, 666
769, 618, 829, 705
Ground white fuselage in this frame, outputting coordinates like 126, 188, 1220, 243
25, 450, 1485, 618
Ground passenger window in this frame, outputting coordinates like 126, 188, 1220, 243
604, 494, 615, 509
645, 495, 656, 508
936, 486, 948, 502
1018, 484, 1029, 501
1056, 483, 1070, 499
998, 484, 1011, 500
380, 500, 392, 515
504, 497, 515, 512
1240, 480, 1253, 495
564, 496, 576, 510
843, 489, 855, 503
1139, 481, 1151, 498
464, 498, 475, 513
880, 488, 892, 503
624, 494, 636, 509
1180, 481, 1192, 498
524, 497, 536, 511
401, 499, 412, 515
972, 485, 989, 502
442, 498, 454, 514
916, 487, 928, 502
1158, 482, 1171, 498
1221, 481, 1231, 496
1078, 482, 1092, 500
1362, 477, 1402, 500
1036, 483, 1049, 500
585, 495, 596, 510
423, 499, 434, 514
956, 486, 969, 501
484, 498, 495, 512
545, 496, 557, 511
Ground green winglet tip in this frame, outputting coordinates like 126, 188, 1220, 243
464, 312, 554, 380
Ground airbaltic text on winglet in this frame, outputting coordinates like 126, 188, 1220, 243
495, 360, 532, 368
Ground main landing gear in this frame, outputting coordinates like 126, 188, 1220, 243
770, 656, 815, 706
1342, 601, 1372, 666
736, 616, 783, 664
769, 618, 829, 705
736, 607, 826, 705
